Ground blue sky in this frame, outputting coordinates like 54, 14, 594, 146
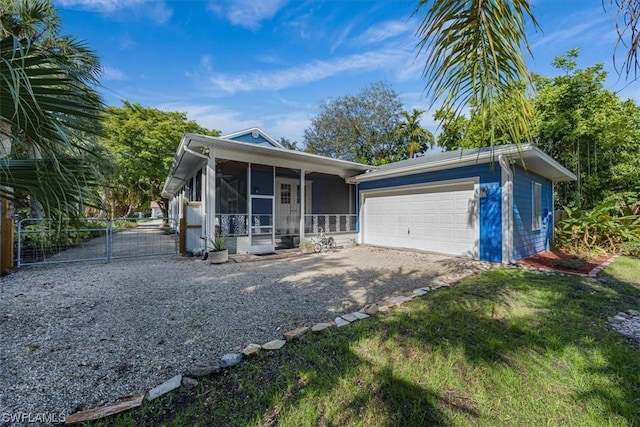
55, 0, 639, 144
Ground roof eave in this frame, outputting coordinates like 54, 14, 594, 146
349, 144, 576, 183
162, 133, 371, 198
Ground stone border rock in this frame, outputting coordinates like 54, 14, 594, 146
63, 261, 492, 424
588, 254, 619, 277
608, 309, 640, 345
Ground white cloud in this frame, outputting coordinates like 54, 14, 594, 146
208, 0, 288, 30
114, 33, 135, 50
204, 46, 412, 95
331, 21, 355, 53
102, 65, 127, 81
57, 0, 146, 12
269, 111, 310, 143
530, 9, 610, 50
357, 20, 413, 45
160, 103, 257, 135
56, 0, 172, 24
157, 102, 311, 143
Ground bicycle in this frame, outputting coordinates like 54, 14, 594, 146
311, 227, 336, 253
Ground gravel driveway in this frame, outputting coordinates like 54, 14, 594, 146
0, 246, 483, 419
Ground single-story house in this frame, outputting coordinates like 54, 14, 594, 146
161, 127, 576, 263
150, 201, 163, 218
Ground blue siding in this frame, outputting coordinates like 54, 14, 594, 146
230, 132, 277, 147
358, 164, 502, 262
480, 182, 502, 262
512, 167, 553, 261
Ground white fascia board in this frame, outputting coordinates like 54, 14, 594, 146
350, 147, 514, 183
350, 144, 576, 183
161, 135, 190, 198
527, 145, 577, 182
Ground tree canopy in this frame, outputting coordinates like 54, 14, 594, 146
393, 109, 434, 160
434, 50, 640, 210
533, 50, 640, 209
303, 81, 404, 165
100, 101, 219, 218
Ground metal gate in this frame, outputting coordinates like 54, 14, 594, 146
16, 218, 178, 267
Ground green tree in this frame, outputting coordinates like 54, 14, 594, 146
393, 109, 434, 160
304, 81, 403, 165
101, 102, 219, 218
434, 83, 533, 151
533, 50, 640, 208
415, 0, 640, 153
0, 0, 106, 218
278, 137, 298, 150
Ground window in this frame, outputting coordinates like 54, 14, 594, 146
532, 182, 542, 231
280, 183, 291, 204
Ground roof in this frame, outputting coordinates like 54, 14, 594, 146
161, 133, 371, 198
348, 143, 577, 183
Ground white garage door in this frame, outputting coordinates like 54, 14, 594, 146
362, 181, 478, 257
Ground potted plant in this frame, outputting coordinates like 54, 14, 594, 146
299, 239, 315, 254
207, 235, 228, 264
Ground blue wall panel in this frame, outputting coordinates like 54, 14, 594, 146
230, 132, 276, 147
512, 167, 553, 261
358, 164, 502, 262
479, 182, 502, 262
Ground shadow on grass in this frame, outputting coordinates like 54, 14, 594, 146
96, 264, 640, 426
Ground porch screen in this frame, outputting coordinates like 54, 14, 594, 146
251, 165, 274, 196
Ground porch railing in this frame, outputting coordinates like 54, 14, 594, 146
304, 214, 356, 234
216, 213, 357, 236
217, 214, 249, 236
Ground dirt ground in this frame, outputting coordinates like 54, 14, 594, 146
517, 249, 613, 275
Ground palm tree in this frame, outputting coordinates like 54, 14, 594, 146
414, 0, 639, 147
608, 0, 640, 77
0, 0, 106, 218
414, 0, 538, 147
394, 109, 434, 159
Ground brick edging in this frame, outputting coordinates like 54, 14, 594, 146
588, 254, 619, 278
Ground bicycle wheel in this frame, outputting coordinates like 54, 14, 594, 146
327, 237, 336, 251
314, 242, 323, 253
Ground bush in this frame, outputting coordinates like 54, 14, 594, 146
621, 241, 640, 258
555, 191, 640, 254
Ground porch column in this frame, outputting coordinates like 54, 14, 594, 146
205, 157, 216, 248
299, 169, 306, 240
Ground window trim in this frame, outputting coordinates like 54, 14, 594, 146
532, 182, 542, 231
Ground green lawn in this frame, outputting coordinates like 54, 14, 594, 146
97, 258, 640, 426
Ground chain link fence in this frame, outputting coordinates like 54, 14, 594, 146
16, 218, 178, 267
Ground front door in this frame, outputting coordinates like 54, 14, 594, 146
275, 177, 311, 234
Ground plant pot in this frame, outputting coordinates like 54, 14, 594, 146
209, 249, 228, 264
300, 246, 314, 254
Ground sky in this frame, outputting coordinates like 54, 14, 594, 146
54, 0, 640, 145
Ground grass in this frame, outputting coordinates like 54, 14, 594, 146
93, 257, 640, 426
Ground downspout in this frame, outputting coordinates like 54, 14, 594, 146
183, 144, 211, 250
498, 154, 513, 264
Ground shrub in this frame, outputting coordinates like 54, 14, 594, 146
555, 191, 640, 253
621, 241, 640, 258
207, 235, 227, 251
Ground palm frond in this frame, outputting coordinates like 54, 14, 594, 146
606, 0, 640, 78
414, 0, 540, 146
0, 158, 104, 217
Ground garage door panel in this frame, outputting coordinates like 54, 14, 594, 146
363, 181, 477, 257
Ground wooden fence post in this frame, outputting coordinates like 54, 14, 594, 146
0, 199, 13, 274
